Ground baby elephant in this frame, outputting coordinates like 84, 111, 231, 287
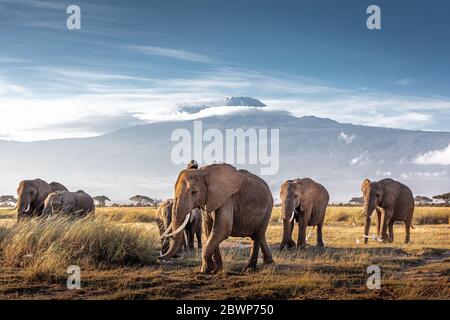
43, 190, 95, 217
157, 199, 202, 254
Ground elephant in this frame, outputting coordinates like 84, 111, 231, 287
157, 199, 202, 254
158, 163, 274, 273
43, 190, 95, 217
361, 178, 414, 243
279, 178, 329, 250
16, 179, 68, 220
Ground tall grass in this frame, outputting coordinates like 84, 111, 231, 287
0, 216, 160, 281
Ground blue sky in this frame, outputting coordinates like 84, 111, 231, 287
1, 0, 450, 140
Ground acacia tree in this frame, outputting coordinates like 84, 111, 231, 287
0, 195, 17, 207
433, 193, 450, 206
414, 195, 433, 205
93, 195, 111, 207
129, 195, 162, 207
129, 195, 153, 207
349, 196, 364, 205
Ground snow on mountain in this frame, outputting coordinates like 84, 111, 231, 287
0, 100, 449, 202
179, 96, 266, 113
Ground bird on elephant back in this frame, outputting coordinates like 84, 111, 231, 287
361, 178, 414, 244
16, 179, 68, 221
279, 178, 329, 250
43, 190, 95, 218
158, 163, 274, 274
157, 199, 202, 255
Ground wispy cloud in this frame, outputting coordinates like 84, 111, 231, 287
1, 63, 450, 141
414, 144, 450, 165
124, 45, 215, 63
395, 78, 415, 86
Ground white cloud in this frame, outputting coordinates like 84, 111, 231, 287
413, 144, 450, 165
376, 170, 391, 177
400, 171, 447, 179
338, 132, 355, 144
124, 45, 214, 63
350, 152, 368, 165
1, 62, 450, 141
395, 78, 415, 86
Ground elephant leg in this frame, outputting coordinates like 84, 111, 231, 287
187, 229, 195, 251
316, 222, 324, 247
246, 237, 261, 271
375, 208, 382, 238
212, 247, 223, 272
260, 235, 274, 265
201, 214, 214, 272
404, 219, 411, 244
297, 210, 309, 249
379, 207, 392, 243
196, 230, 202, 250
201, 202, 232, 274
388, 221, 394, 243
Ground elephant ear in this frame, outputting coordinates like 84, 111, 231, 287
36, 180, 52, 205
379, 181, 399, 207
361, 178, 371, 192
203, 164, 245, 214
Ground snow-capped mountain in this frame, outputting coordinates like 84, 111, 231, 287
179, 96, 266, 113
0, 98, 449, 202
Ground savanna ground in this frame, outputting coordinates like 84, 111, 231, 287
0, 206, 448, 300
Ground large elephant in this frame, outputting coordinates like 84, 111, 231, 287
43, 190, 95, 217
159, 163, 274, 273
157, 199, 202, 253
361, 178, 414, 243
16, 179, 68, 220
279, 178, 329, 249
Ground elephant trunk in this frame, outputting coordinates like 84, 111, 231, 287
158, 198, 190, 261
17, 195, 31, 220
363, 200, 375, 244
279, 201, 295, 250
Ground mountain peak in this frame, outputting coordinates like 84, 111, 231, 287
179, 96, 266, 113
222, 96, 266, 107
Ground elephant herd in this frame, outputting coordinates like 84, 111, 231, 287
12, 163, 415, 274
15, 178, 95, 220
157, 163, 415, 274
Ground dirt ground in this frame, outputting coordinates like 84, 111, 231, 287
0, 212, 448, 300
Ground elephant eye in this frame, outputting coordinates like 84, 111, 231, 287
191, 190, 198, 195
294, 195, 297, 198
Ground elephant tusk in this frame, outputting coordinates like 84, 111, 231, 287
362, 234, 383, 241
306, 227, 315, 241
289, 210, 295, 222
164, 213, 191, 238
159, 225, 173, 240
24, 204, 31, 213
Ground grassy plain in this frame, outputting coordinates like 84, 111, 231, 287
0, 206, 448, 300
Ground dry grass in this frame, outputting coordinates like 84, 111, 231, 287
0, 216, 160, 282
0, 206, 448, 300
96, 207, 158, 224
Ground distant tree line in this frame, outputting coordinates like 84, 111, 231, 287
331, 193, 450, 207
0, 195, 17, 207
